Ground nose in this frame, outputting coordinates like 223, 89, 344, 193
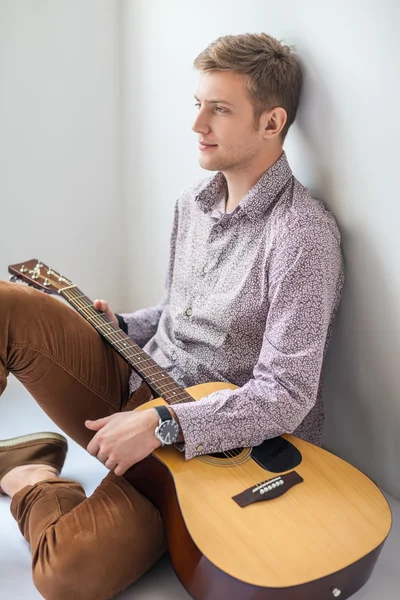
192, 109, 210, 135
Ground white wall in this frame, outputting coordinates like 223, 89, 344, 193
122, 0, 400, 497
0, 0, 124, 308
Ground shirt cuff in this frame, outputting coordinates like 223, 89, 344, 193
171, 396, 229, 460
115, 313, 128, 334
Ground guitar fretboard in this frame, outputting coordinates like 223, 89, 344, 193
61, 286, 192, 405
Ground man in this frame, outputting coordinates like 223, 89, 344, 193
0, 33, 343, 599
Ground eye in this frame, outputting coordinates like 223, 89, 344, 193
214, 106, 227, 114
194, 102, 201, 109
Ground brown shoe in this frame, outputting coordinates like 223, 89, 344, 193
0, 432, 68, 494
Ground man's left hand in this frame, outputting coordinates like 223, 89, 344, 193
85, 409, 161, 476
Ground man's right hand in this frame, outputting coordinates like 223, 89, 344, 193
93, 299, 118, 326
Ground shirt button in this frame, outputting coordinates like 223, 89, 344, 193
215, 225, 223, 233
185, 307, 193, 317
201, 265, 207, 275
196, 444, 204, 453
171, 351, 177, 361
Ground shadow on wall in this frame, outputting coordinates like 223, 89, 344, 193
293, 47, 400, 498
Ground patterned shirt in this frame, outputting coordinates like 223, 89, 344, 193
122, 152, 344, 460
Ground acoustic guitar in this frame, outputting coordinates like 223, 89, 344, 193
8, 259, 392, 600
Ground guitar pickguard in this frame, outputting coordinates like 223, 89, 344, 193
251, 436, 303, 473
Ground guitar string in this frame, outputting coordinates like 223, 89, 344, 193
59, 285, 253, 480
61, 281, 256, 489
16, 270, 248, 475
66, 291, 203, 400
59, 280, 262, 489
21, 269, 259, 486
18, 271, 210, 400
58, 282, 254, 482
61, 282, 250, 474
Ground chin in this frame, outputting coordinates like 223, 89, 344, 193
199, 157, 222, 172
199, 164, 217, 172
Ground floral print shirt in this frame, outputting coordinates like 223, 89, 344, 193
122, 152, 344, 460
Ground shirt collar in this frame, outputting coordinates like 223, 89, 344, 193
195, 151, 293, 221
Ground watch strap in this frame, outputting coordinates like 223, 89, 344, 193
154, 405, 172, 423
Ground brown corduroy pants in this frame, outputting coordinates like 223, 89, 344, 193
0, 281, 167, 600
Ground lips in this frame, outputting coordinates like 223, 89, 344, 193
199, 141, 218, 151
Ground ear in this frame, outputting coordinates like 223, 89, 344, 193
261, 107, 287, 139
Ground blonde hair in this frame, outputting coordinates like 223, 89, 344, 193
194, 33, 302, 141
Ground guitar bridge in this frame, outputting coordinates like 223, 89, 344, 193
232, 471, 303, 508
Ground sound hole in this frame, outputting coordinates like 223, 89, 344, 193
209, 448, 243, 459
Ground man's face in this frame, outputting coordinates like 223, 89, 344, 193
192, 71, 265, 173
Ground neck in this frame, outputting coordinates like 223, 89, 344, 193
59, 286, 194, 406
224, 148, 283, 213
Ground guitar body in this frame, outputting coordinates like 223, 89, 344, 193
7, 261, 392, 600
129, 383, 392, 600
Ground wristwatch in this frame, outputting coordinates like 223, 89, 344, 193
154, 406, 180, 446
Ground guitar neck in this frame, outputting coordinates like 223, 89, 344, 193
60, 286, 191, 405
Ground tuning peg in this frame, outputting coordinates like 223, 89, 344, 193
9, 275, 18, 283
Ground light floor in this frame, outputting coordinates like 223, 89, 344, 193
0, 375, 399, 599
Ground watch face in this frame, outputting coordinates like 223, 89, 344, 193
159, 420, 180, 445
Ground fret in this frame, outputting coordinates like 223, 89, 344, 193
60, 286, 193, 405
69, 292, 89, 302
95, 321, 118, 331
68, 292, 93, 307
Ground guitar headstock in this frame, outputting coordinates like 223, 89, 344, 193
8, 259, 73, 294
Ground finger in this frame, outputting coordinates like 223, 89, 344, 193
105, 458, 118, 470
114, 463, 128, 476
86, 437, 100, 456
93, 299, 117, 325
85, 416, 111, 430
93, 298, 105, 310
97, 452, 109, 464
95, 299, 106, 307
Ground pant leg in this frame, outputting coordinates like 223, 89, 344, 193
0, 280, 133, 448
1, 280, 163, 597
11, 471, 167, 600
